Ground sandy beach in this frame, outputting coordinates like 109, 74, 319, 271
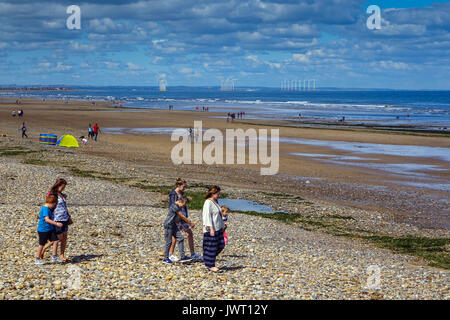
1, 98, 449, 228
0, 98, 449, 299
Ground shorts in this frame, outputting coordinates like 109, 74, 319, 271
55, 221, 69, 234
38, 231, 58, 246
176, 222, 191, 232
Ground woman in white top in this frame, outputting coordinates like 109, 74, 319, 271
202, 186, 225, 272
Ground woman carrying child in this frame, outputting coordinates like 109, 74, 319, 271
202, 186, 225, 273
168, 178, 202, 261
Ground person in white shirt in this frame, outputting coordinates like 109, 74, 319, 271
202, 186, 225, 272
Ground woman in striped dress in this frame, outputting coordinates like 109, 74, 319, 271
202, 186, 225, 273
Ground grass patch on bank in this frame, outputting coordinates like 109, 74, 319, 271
23, 158, 52, 166
67, 166, 131, 183
133, 183, 173, 194
0, 146, 38, 157
68, 167, 99, 178
362, 235, 450, 269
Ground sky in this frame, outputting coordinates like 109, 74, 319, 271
0, 0, 449, 89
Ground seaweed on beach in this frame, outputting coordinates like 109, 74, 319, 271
232, 209, 450, 270
132, 183, 173, 194
23, 158, 52, 166
362, 235, 450, 270
0, 146, 37, 157
68, 166, 131, 183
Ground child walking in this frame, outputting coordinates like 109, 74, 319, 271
21, 122, 28, 138
163, 197, 195, 265
221, 206, 229, 245
168, 178, 202, 262
35, 195, 63, 265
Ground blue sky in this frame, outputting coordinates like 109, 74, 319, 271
0, 0, 449, 89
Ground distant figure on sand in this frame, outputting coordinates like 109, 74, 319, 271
21, 122, 28, 138
18, 109, 23, 117
12, 111, 16, 117
88, 124, 94, 140
194, 127, 200, 142
35, 195, 62, 265
162, 196, 194, 265
80, 136, 89, 146
93, 123, 100, 141
168, 179, 202, 262
202, 186, 225, 273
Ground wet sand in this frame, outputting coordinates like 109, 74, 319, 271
1, 97, 449, 229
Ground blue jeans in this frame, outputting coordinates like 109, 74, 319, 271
164, 225, 184, 259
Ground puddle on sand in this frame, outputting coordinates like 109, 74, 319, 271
321, 160, 447, 179
219, 199, 277, 214
291, 153, 377, 161
282, 138, 450, 162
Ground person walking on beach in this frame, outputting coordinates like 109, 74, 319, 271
163, 197, 194, 265
35, 195, 62, 265
202, 186, 225, 273
20, 122, 28, 138
48, 178, 72, 262
168, 179, 202, 261
12, 111, 16, 117
88, 124, 94, 140
194, 127, 200, 143
93, 123, 100, 141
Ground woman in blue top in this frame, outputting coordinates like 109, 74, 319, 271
168, 178, 202, 261
35, 195, 62, 265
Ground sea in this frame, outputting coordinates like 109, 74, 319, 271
1, 86, 450, 130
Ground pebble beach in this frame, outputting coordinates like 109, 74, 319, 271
0, 134, 448, 300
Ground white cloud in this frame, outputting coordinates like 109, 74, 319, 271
379, 60, 411, 70
126, 62, 143, 70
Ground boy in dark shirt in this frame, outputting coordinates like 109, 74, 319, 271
163, 197, 194, 265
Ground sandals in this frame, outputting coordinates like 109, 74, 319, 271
209, 267, 223, 273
